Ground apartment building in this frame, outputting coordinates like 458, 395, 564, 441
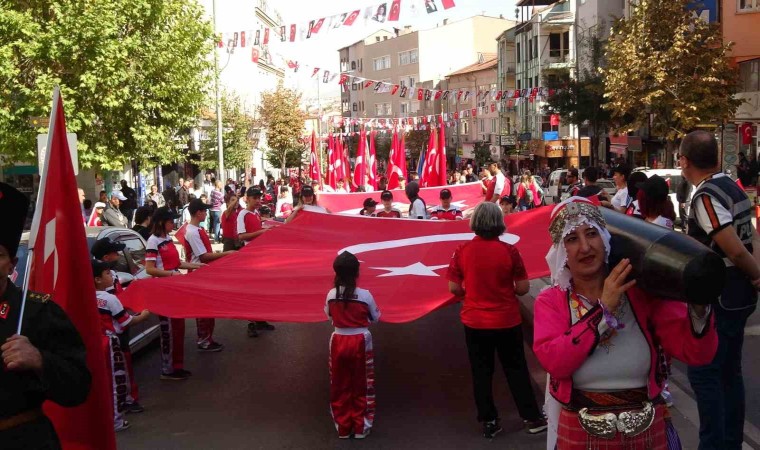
722, 0, 760, 174
440, 55, 499, 161
497, 28, 518, 161
338, 15, 515, 121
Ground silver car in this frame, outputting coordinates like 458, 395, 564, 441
14, 227, 160, 353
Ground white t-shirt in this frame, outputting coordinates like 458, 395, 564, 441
302, 204, 328, 213
612, 187, 629, 209
335, 187, 348, 194
493, 172, 506, 198
145, 235, 176, 271
185, 224, 210, 264
236, 209, 261, 245
409, 198, 427, 219
324, 287, 381, 325
320, 185, 335, 193
96, 290, 132, 335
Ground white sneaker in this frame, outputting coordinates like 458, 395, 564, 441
354, 429, 371, 439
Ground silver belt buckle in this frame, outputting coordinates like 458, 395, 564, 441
578, 401, 655, 439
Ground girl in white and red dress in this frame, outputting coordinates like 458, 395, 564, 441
145, 207, 202, 381
325, 252, 381, 440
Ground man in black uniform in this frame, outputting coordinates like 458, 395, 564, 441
0, 182, 91, 449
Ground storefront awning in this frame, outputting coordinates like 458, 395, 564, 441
610, 144, 627, 155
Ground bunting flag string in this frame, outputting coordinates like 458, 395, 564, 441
216, 0, 457, 49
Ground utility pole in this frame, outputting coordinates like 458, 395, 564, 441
212, 0, 225, 180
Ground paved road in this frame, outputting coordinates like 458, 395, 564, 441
117, 280, 759, 449
117, 304, 549, 449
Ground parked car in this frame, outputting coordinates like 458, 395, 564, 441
547, 168, 586, 204
14, 227, 159, 353
596, 179, 618, 199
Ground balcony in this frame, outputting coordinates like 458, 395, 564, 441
544, 54, 574, 70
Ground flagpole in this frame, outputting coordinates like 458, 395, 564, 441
18, 86, 60, 334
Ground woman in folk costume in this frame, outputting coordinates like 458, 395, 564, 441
325, 252, 380, 439
533, 197, 717, 450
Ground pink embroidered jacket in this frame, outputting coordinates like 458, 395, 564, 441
533, 285, 718, 405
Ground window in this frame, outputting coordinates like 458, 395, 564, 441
529, 78, 533, 88
550, 33, 561, 57
384, 103, 392, 115
563, 31, 570, 57
534, 76, 539, 88
408, 75, 416, 87
534, 36, 539, 59
352, 82, 358, 91
461, 120, 469, 134
353, 103, 358, 112
739, 59, 760, 92
117, 236, 146, 274
373, 55, 391, 71
400, 102, 410, 114
517, 79, 521, 90
517, 43, 521, 63
399, 49, 418, 65
375, 103, 383, 115
360, 101, 365, 111
376, 36, 381, 42
351, 61, 356, 70
375, 103, 391, 115
491, 119, 498, 132
528, 40, 533, 60
738, 0, 760, 11
479, 119, 485, 132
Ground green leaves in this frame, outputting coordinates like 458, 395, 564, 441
0, 0, 215, 170
258, 84, 307, 173
198, 91, 255, 170
604, 0, 741, 155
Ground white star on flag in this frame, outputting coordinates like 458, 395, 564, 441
370, 262, 449, 277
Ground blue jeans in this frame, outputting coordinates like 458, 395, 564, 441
687, 304, 756, 450
209, 210, 221, 241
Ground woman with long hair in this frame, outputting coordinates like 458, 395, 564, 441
144, 207, 203, 381
324, 252, 380, 439
405, 181, 427, 219
285, 185, 329, 223
534, 197, 716, 449
637, 175, 676, 229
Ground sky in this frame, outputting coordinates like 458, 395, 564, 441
201, 0, 518, 103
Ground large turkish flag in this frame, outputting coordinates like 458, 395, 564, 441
319, 181, 484, 215
119, 208, 552, 323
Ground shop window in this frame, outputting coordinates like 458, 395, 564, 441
738, 0, 760, 12
739, 59, 760, 92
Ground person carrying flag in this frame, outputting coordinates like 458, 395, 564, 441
0, 182, 92, 449
430, 189, 463, 220
145, 207, 203, 381
182, 199, 234, 352
373, 191, 402, 218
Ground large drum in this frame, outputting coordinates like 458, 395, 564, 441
602, 209, 725, 305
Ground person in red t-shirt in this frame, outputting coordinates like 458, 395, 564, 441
373, 190, 402, 218
221, 194, 242, 251
447, 202, 546, 438
430, 189, 463, 220
236, 188, 274, 336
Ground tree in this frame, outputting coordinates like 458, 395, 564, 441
0, 0, 214, 170
258, 84, 306, 173
198, 92, 254, 171
473, 142, 492, 167
544, 28, 611, 167
404, 129, 430, 163
603, 0, 742, 167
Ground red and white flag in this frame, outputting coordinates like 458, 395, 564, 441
352, 127, 367, 190
436, 115, 448, 186
441, 0, 456, 9
387, 129, 402, 190
421, 127, 438, 187
368, 130, 378, 190
309, 130, 322, 187
119, 208, 552, 323
28, 88, 117, 450
344, 10, 361, 26
388, 0, 402, 20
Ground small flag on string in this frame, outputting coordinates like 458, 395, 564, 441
312, 67, 320, 77
374, 82, 383, 92
289, 24, 297, 42
339, 74, 349, 84
280, 26, 286, 42
344, 10, 361, 25
463, 91, 471, 101
263, 28, 269, 44
417, 89, 424, 100
252, 48, 260, 63
391, 85, 400, 95
496, 91, 503, 100
312, 18, 326, 34
424, 90, 432, 101
434, 91, 442, 100
490, 104, 496, 112
471, 108, 477, 117
241, 31, 246, 47
307, 20, 315, 39
441, 90, 450, 100
399, 86, 408, 97
388, 0, 402, 21
323, 71, 330, 83
457, 91, 463, 101
441, 0, 456, 9
364, 80, 374, 88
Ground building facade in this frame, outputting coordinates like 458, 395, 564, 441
338, 16, 515, 121
722, 0, 760, 174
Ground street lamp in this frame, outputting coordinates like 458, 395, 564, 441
212, 0, 234, 181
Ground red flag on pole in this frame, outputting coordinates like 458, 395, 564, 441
309, 130, 322, 187
327, 134, 339, 189
368, 130, 378, 190
437, 116, 448, 186
398, 131, 407, 182
352, 127, 367, 191
422, 128, 438, 187
387, 129, 401, 189
28, 88, 117, 450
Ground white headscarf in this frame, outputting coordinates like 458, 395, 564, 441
545, 196, 612, 290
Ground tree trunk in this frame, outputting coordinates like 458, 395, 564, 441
666, 139, 676, 169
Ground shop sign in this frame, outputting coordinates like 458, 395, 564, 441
722, 124, 738, 176
500, 135, 516, 146
543, 131, 559, 141
518, 132, 532, 142
736, 92, 760, 120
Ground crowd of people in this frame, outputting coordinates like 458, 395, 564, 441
4, 130, 758, 449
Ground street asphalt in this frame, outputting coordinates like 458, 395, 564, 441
116, 277, 760, 449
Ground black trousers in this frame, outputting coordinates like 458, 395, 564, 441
464, 325, 541, 423
0, 415, 61, 450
